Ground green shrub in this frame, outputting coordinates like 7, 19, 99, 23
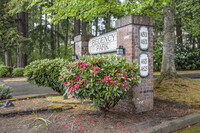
60, 55, 140, 112
153, 43, 163, 71
175, 44, 200, 70
24, 58, 68, 94
0, 65, 9, 77
12, 68, 25, 77
8, 67, 13, 75
0, 86, 12, 100
153, 43, 200, 71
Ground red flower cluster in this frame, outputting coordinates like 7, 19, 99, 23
78, 62, 90, 70
104, 75, 112, 82
92, 66, 101, 74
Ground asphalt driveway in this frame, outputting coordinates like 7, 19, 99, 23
0, 77, 56, 97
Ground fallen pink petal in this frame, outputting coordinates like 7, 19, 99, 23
73, 122, 76, 124
79, 123, 82, 126
99, 121, 101, 123
79, 128, 82, 131
117, 124, 120, 127
93, 124, 96, 126
74, 129, 77, 131
144, 128, 147, 130
64, 125, 68, 128
123, 129, 126, 131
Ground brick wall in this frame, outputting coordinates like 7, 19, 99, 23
74, 35, 89, 58
116, 15, 154, 113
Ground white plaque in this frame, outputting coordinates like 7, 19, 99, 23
88, 31, 117, 54
139, 26, 149, 50
139, 54, 149, 77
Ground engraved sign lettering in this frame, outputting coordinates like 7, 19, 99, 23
140, 54, 149, 77
139, 26, 149, 50
88, 31, 117, 54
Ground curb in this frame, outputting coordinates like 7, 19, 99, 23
140, 112, 200, 133
0, 93, 60, 103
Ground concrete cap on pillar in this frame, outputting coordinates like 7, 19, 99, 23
74, 35, 89, 42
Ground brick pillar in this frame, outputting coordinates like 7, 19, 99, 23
116, 15, 154, 113
74, 35, 89, 58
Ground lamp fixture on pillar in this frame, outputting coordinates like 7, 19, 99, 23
116, 46, 125, 55
72, 54, 78, 60
72, 42, 78, 61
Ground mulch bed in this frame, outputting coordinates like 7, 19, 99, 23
0, 99, 200, 133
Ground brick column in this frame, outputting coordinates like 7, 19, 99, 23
74, 35, 89, 58
116, 15, 154, 113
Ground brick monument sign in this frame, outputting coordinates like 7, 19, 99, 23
74, 15, 154, 113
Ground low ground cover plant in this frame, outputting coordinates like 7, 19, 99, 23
60, 55, 140, 112
0, 86, 12, 100
12, 68, 25, 77
24, 58, 68, 94
0, 65, 9, 77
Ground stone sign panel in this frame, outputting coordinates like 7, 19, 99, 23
139, 53, 149, 77
88, 31, 117, 54
139, 26, 149, 50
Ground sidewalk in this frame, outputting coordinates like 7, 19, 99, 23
0, 77, 56, 97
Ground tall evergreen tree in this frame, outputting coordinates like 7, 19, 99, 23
0, 0, 25, 67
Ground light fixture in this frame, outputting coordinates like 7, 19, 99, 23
116, 46, 125, 55
72, 42, 78, 61
72, 54, 78, 61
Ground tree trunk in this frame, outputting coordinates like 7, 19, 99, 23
17, 48, 25, 68
175, 17, 183, 44
161, 0, 177, 77
65, 18, 69, 55
57, 22, 60, 56
5, 49, 12, 67
198, 38, 200, 56
74, 17, 80, 36
39, 7, 42, 56
192, 37, 196, 49
44, 13, 48, 57
105, 14, 111, 33
82, 20, 87, 35
95, 17, 98, 36
17, 12, 28, 68
51, 23, 55, 59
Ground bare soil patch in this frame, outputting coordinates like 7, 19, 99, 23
0, 98, 199, 133
0, 96, 92, 115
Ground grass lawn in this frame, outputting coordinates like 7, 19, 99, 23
175, 123, 200, 133
188, 78, 200, 83
154, 78, 200, 106
154, 70, 200, 76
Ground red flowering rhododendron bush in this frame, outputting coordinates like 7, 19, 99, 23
60, 55, 140, 112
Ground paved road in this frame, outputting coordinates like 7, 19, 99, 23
0, 78, 56, 97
